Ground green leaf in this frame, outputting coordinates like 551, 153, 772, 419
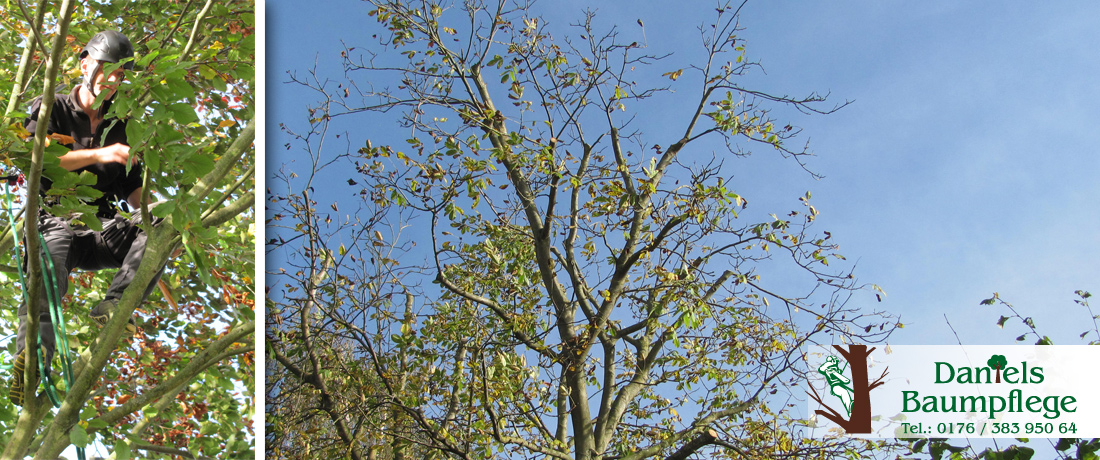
73, 212, 104, 231
178, 150, 215, 178
75, 185, 104, 201
913, 439, 928, 452
1054, 438, 1073, 451
166, 72, 194, 99
69, 426, 89, 448
115, 440, 132, 460
1015, 446, 1035, 460
80, 404, 98, 421
168, 102, 198, 124
44, 138, 71, 157
183, 230, 209, 282
136, 49, 161, 67
200, 421, 219, 436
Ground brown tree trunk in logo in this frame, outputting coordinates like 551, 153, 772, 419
810, 344, 889, 434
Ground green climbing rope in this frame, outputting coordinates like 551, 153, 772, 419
39, 228, 73, 407
4, 177, 86, 460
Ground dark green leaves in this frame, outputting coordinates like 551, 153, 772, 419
68, 426, 89, 448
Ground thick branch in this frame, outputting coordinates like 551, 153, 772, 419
126, 345, 253, 438
665, 429, 717, 460
201, 190, 254, 228
134, 442, 213, 460
186, 118, 255, 202
618, 400, 754, 460
200, 163, 253, 221
4, 3, 76, 458
91, 322, 253, 429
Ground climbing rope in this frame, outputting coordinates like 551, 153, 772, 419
4, 173, 86, 460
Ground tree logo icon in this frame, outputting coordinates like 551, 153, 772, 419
809, 345, 889, 434
988, 354, 1008, 383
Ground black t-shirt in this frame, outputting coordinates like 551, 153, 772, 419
24, 87, 143, 218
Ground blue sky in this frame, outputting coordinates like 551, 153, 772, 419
267, 0, 1100, 348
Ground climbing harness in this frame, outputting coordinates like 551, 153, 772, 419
3, 172, 86, 460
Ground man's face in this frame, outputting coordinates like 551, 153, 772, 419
81, 57, 126, 99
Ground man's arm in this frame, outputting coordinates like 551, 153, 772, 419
127, 186, 142, 210
58, 143, 132, 171
24, 97, 131, 171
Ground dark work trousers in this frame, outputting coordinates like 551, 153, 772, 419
15, 210, 164, 369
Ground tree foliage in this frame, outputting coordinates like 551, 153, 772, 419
0, 0, 256, 458
267, 1, 895, 459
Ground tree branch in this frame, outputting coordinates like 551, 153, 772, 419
186, 118, 255, 202
4, 2, 76, 457
133, 442, 213, 460
201, 189, 254, 228
177, 0, 214, 63
665, 429, 717, 460
867, 368, 889, 392
90, 322, 253, 430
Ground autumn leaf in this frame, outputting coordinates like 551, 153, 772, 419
158, 279, 180, 311
9, 122, 31, 139
49, 132, 76, 144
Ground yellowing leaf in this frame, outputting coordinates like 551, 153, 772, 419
9, 122, 30, 139
158, 280, 179, 311
50, 133, 76, 145
218, 119, 236, 129
662, 69, 683, 81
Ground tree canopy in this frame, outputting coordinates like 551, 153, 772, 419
0, 0, 256, 458
267, 1, 895, 459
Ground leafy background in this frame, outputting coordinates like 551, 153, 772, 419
0, 1, 256, 458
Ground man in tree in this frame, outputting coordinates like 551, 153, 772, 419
9, 30, 164, 406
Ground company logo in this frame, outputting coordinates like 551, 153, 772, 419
806, 345, 1096, 438
901, 353, 1078, 420
808, 345, 889, 434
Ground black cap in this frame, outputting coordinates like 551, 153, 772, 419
80, 30, 134, 70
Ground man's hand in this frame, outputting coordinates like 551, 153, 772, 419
59, 143, 136, 171
95, 143, 133, 166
